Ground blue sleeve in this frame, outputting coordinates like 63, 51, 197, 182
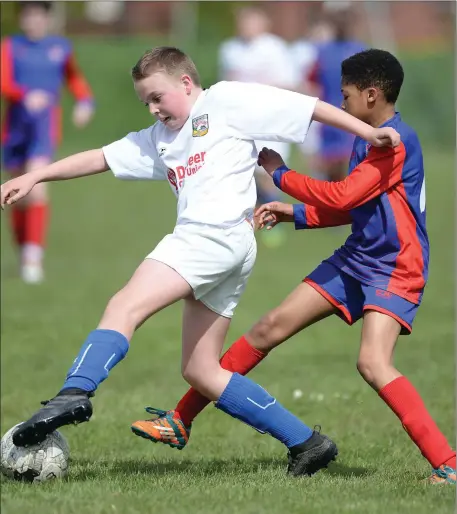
293, 204, 307, 230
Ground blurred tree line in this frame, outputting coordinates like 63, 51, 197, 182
0, 1, 241, 38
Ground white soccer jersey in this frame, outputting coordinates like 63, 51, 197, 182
219, 34, 297, 88
103, 81, 317, 229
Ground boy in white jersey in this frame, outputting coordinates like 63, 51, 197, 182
1, 47, 399, 477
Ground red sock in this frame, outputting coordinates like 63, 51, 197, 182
10, 207, 26, 246
176, 336, 267, 426
24, 203, 49, 247
379, 376, 456, 469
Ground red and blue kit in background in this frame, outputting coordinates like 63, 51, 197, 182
1, 34, 93, 169
308, 40, 366, 160
273, 113, 429, 334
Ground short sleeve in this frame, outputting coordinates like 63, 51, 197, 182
220, 82, 318, 144
102, 126, 166, 181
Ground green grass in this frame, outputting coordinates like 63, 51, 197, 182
1, 37, 455, 513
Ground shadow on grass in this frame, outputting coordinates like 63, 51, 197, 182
68, 456, 373, 481
324, 461, 374, 478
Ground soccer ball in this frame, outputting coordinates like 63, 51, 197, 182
1, 424, 70, 483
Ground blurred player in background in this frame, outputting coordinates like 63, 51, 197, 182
290, 17, 334, 179
307, 7, 365, 182
218, 6, 297, 248
1, 1, 94, 284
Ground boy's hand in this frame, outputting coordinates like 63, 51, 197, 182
1, 175, 37, 209
368, 127, 401, 148
257, 147, 287, 175
73, 102, 94, 128
255, 201, 294, 230
24, 90, 51, 113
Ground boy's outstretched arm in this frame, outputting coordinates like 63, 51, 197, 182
258, 145, 406, 211
1, 149, 107, 208
313, 100, 400, 148
256, 201, 351, 230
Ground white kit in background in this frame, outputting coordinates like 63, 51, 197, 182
219, 34, 297, 164
290, 38, 321, 157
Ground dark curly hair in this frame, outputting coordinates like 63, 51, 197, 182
341, 49, 404, 104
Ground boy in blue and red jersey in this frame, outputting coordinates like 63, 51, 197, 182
1, 1, 94, 283
140, 49, 456, 484
307, 8, 365, 181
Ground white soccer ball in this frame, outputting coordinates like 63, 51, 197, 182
0, 423, 70, 483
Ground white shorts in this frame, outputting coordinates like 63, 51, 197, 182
146, 220, 257, 318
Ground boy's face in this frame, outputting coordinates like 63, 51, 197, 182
341, 83, 376, 124
134, 71, 194, 131
237, 10, 269, 40
19, 6, 51, 40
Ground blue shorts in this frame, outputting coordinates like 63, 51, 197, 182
305, 261, 419, 335
2, 107, 58, 170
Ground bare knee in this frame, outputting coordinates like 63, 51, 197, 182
181, 361, 199, 388
356, 354, 376, 385
356, 351, 388, 386
182, 358, 216, 388
248, 310, 285, 352
181, 363, 227, 401
99, 289, 140, 336
103, 291, 127, 319
182, 366, 208, 394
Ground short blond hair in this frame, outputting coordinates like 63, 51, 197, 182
131, 47, 201, 86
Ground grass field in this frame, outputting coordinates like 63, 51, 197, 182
1, 38, 455, 514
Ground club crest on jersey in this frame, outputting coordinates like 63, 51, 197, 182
365, 143, 372, 156
192, 114, 209, 137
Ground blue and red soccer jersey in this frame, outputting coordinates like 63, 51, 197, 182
1, 34, 93, 169
308, 40, 366, 160
273, 113, 428, 333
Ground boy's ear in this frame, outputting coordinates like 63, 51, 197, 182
367, 87, 379, 104
181, 75, 192, 95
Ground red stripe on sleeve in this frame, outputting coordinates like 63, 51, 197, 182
64, 53, 93, 101
280, 143, 406, 210
305, 205, 352, 228
0, 38, 26, 103
386, 184, 425, 304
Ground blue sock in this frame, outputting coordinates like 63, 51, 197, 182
215, 373, 313, 448
62, 329, 129, 392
